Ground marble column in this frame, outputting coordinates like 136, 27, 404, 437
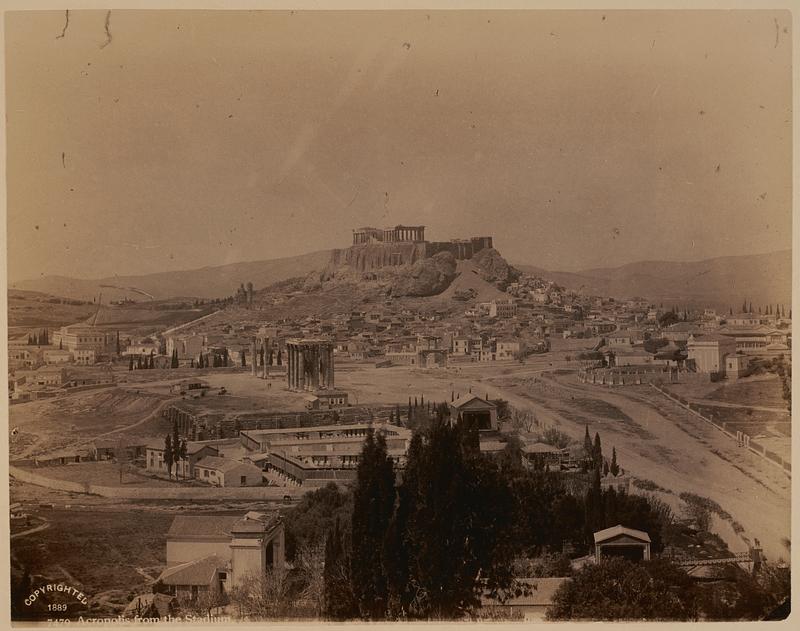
292, 346, 298, 390
286, 346, 291, 389
250, 339, 257, 377
298, 347, 305, 391
327, 346, 335, 389
311, 346, 319, 390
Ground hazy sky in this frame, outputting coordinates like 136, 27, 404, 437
5, 9, 792, 281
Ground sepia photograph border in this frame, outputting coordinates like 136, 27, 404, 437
0, 0, 797, 630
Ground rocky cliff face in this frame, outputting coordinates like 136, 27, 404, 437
472, 248, 520, 288
389, 252, 458, 297
327, 243, 427, 273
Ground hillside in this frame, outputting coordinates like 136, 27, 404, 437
516, 250, 792, 311
11, 247, 789, 313
7, 290, 97, 332
10, 250, 332, 301
438, 261, 509, 303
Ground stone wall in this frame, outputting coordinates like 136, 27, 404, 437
327, 242, 427, 272
9, 465, 305, 499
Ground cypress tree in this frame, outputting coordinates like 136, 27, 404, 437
128, 355, 133, 371
610, 447, 620, 476
164, 434, 173, 479
323, 518, 357, 619
383, 432, 424, 616
593, 432, 602, 470
394, 423, 516, 618
584, 465, 603, 541
583, 425, 592, 460
178, 439, 187, 479
171, 422, 181, 477
350, 430, 396, 619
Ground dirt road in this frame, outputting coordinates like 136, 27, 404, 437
295, 360, 789, 560
429, 367, 790, 562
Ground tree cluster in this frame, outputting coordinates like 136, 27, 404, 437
323, 422, 519, 620
547, 556, 698, 620
163, 422, 188, 479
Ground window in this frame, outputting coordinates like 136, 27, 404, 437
204, 470, 209, 477
240, 475, 247, 485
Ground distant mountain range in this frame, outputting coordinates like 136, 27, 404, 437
515, 250, 792, 311
10, 248, 791, 312
9, 250, 332, 302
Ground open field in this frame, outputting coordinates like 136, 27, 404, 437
9, 491, 286, 610
706, 376, 789, 410
690, 404, 790, 438
17, 462, 208, 488
7, 292, 95, 329
9, 387, 174, 458
669, 374, 788, 410
10, 507, 173, 600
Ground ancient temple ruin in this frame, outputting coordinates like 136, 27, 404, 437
352, 225, 426, 244
286, 339, 335, 392
334, 224, 493, 271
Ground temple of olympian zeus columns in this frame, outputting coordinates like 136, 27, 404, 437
250, 333, 270, 379
286, 339, 335, 392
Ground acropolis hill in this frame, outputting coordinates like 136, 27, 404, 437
327, 225, 494, 272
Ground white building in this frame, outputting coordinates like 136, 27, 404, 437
194, 456, 264, 487
686, 334, 737, 374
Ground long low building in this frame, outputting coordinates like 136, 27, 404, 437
240, 421, 412, 486
239, 421, 410, 452
715, 325, 790, 356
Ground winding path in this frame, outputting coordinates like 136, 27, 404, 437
11, 520, 51, 540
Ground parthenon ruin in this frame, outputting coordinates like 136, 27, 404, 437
286, 339, 335, 392
352, 225, 426, 244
